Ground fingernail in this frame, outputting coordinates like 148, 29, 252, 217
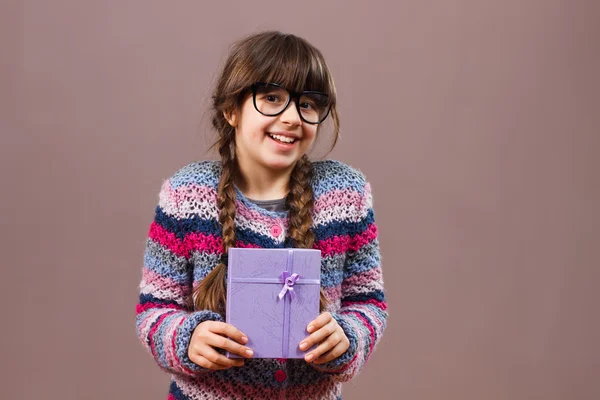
306, 353, 314, 362
241, 336, 248, 343
245, 349, 254, 357
299, 342, 308, 351
307, 325, 314, 333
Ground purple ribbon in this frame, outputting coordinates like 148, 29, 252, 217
278, 271, 300, 301
281, 250, 294, 358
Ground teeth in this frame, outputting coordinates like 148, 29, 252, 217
269, 133, 296, 143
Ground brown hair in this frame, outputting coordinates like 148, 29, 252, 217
192, 31, 340, 315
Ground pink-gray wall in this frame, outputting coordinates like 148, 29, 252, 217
2, 1, 599, 399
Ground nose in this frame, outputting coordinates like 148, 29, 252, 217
279, 100, 302, 126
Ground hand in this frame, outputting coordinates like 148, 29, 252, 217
188, 321, 254, 370
298, 312, 350, 364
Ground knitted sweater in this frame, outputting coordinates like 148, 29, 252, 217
135, 160, 388, 400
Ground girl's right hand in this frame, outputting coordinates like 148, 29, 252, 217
188, 321, 254, 370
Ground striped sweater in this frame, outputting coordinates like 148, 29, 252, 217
136, 160, 388, 400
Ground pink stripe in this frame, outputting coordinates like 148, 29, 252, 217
313, 235, 350, 256
323, 286, 342, 303
364, 305, 387, 335
349, 224, 378, 251
171, 316, 197, 375
314, 223, 378, 256
342, 268, 382, 287
137, 310, 156, 342
236, 200, 284, 225
136, 302, 184, 315
149, 223, 263, 259
183, 231, 223, 255
313, 188, 363, 213
142, 269, 190, 300
160, 183, 217, 218
170, 183, 216, 207
163, 313, 183, 371
348, 311, 376, 356
148, 311, 175, 362
347, 304, 386, 337
148, 222, 189, 258
342, 299, 388, 311
149, 223, 223, 257
313, 184, 371, 214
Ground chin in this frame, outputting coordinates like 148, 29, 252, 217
263, 157, 298, 170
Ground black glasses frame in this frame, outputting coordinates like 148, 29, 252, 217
250, 82, 331, 125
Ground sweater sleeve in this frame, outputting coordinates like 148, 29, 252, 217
311, 178, 388, 382
135, 178, 223, 377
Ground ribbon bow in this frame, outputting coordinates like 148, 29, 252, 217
278, 271, 300, 301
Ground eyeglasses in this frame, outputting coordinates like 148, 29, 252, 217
250, 82, 331, 125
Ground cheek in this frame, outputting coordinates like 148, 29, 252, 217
246, 117, 273, 138
238, 119, 269, 142
304, 127, 318, 144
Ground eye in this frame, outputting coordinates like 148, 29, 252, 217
299, 101, 315, 110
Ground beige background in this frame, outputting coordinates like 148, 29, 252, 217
2, 0, 599, 399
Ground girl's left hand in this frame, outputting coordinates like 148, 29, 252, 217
299, 312, 350, 364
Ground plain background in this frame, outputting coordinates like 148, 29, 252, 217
2, 0, 599, 399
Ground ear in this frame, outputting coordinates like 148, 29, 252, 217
223, 110, 238, 127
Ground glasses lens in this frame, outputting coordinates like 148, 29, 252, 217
298, 93, 330, 123
254, 84, 290, 116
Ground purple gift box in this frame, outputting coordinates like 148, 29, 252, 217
226, 248, 321, 359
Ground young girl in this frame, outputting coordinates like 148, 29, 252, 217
136, 31, 387, 400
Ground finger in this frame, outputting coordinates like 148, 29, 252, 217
208, 322, 249, 345
312, 340, 349, 364
206, 332, 254, 358
192, 355, 232, 370
300, 319, 337, 351
193, 355, 236, 371
307, 312, 332, 333
198, 344, 246, 368
304, 331, 342, 363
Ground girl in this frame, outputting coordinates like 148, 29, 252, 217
136, 31, 387, 400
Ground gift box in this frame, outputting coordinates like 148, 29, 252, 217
226, 248, 321, 358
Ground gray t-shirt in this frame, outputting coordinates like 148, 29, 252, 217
246, 197, 287, 213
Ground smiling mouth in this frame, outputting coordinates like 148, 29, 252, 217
267, 133, 298, 144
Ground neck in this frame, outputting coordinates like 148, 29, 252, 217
234, 158, 295, 201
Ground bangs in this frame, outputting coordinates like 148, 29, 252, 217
249, 35, 333, 96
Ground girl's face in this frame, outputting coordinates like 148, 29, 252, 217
231, 93, 318, 172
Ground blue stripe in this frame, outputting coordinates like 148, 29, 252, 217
153, 312, 180, 367
312, 209, 375, 241
156, 206, 375, 244
348, 309, 376, 350
321, 269, 344, 288
139, 293, 183, 307
156, 206, 285, 248
155, 206, 220, 239
343, 241, 380, 278
143, 252, 189, 284
342, 291, 385, 303
312, 160, 367, 197
170, 161, 221, 189
169, 380, 189, 399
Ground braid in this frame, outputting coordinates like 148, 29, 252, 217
286, 155, 330, 311
192, 136, 237, 315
